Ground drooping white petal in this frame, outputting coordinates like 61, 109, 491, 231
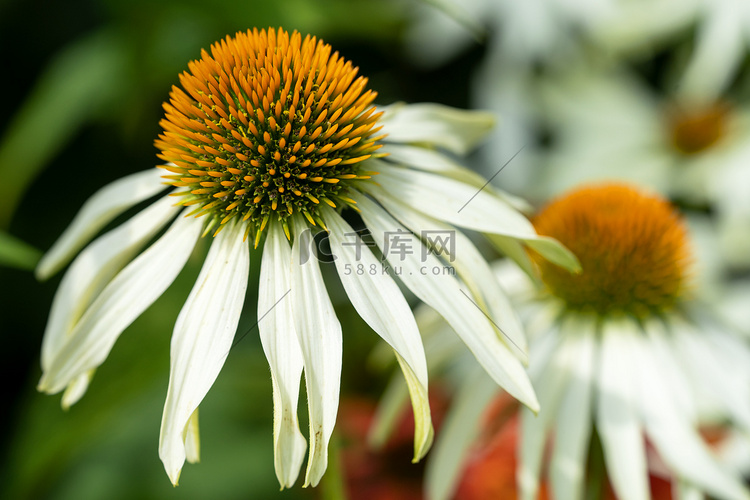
634, 324, 750, 500
369, 163, 535, 237
426, 365, 500, 500
488, 234, 536, 278
550, 317, 597, 500
679, 2, 746, 103
289, 218, 342, 487
36, 169, 166, 280
41, 195, 179, 372
642, 320, 697, 422
185, 408, 200, 464
379, 102, 494, 155
519, 320, 575, 500
366, 170, 580, 273
159, 220, 249, 486
323, 206, 433, 460
352, 191, 539, 411
369, 307, 464, 451
676, 480, 705, 500
597, 319, 650, 500
38, 212, 202, 395
258, 220, 306, 488
371, 192, 527, 360
699, 319, 750, 388
380, 143, 489, 188
676, 316, 750, 431
60, 370, 94, 410
379, 143, 533, 212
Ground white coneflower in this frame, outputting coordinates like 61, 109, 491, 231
539, 69, 750, 269
417, 184, 750, 500
34, 28, 576, 489
592, 0, 750, 103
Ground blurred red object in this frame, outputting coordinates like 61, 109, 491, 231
336, 388, 450, 500
454, 394, 676, 500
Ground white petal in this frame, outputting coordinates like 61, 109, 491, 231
41, 195, 179, 371
185, 408, 200, 464
380, 143, 533, 212
679, 4, 746, 103
258, 220, 306, 488
36, 169, 166, 280
323, 206, 433, 460
289, 218, 342, 487
380, 143, 489, 188
38, 212, 202, 395
641, 320, 697, 422
352, 191, 539, 411
672, 317, 750, 427
159, 220, 249, 486
60, 370, 93, 410
634, 324, 750, 500
597, 319, 650, 500
371, 193, 528, 360
488, 234, 536, 278
367, 169, 580, 272
550, 317, 597, 500
368, 372, 411, 450
379, 103, 494, 155
369, 307, 464, 451
676, 480, 705, 500
369, 163, 535, 237
426, 366, 500, 500
519, 319, 577, 500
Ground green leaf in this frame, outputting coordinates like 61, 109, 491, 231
0, 230, 42, 270
0, 29, 127, 228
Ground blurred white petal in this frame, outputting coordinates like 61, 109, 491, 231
426, 366, 499, 500
679, 1, 747, 103
550, 317, 597, 500
597, 319, 650, 500
519, 320, 578, 500
635, 324, 750, 500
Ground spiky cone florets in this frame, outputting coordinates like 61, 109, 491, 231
155, 27, 384, 244
530, 183, 692, 319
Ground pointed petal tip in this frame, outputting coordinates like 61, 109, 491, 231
413, 423, 435, 463
36, 377, 50, 394
526, 397, 541, 416
34, 265, 51, 282
167, 468, 181, 487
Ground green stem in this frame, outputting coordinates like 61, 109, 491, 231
320, 434, 348, 500
585, 426, 607, 500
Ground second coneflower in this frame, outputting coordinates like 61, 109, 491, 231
34, 28, 576, 488
419, 183, 750, 500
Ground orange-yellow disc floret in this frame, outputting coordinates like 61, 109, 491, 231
531, 183, 691, 318
666, 101, 729, 155
155, 27, 384, 240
